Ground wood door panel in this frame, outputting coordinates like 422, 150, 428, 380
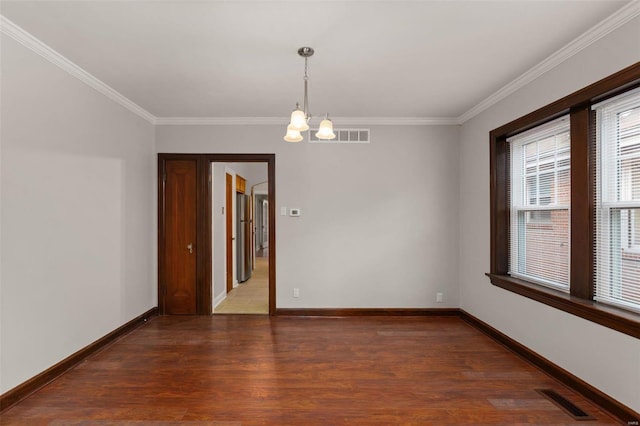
236, 175, 246, 194
226, 173, 233, 293
165, 160, 197, 314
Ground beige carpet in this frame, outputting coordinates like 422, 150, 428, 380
214, 257, 268, 314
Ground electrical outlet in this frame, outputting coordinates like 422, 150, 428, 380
293, 288, 300, 298
436, 292, 443, 303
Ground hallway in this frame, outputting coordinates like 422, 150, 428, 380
214, 256, 268, 314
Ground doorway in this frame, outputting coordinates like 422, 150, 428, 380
157, 154, 276, 315
213, 163, 269, 314
255, 192, 269, 258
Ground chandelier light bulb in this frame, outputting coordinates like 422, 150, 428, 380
284, 124, 303, 142
290, 107, 309, 132
316, 116, 336, 140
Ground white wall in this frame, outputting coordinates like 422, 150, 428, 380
0, 35, 155, 393
156, 124, 460, 309
211, 163, 227, 308
224, 165, 239, 287
233, 162, 268, 190
459, 17, 640, 411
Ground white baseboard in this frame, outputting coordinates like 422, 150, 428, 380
213, 292, 227, 309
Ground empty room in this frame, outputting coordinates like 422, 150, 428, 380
1, 1, 639, 424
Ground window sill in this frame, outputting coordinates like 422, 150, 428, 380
486, 273, 640, 339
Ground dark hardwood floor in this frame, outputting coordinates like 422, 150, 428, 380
1, 316, 620, 425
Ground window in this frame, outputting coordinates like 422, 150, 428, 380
509, 117, 570, 290
488, 62, 640, 339
594, 88, 640, 312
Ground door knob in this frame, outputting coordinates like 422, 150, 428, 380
187, 243, 193, 254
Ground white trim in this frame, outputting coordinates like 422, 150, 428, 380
156, 117, 287, 126
3, 0, 637, 129
154, 116, 459, 126
592, 85, 640, 110
331, 117, 459, 126
0, 15, 156, 124
213, 292, 227, 309
507, 115, 570, 144
457, 0, 640, 124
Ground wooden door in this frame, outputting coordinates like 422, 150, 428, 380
164, 160, 197, 314
226, 173, 234, 293
236, 175, 246, 194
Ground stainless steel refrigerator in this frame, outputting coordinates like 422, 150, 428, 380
236, 193, 252, 283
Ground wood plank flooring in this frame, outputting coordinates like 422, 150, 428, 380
0, 316, 620, 425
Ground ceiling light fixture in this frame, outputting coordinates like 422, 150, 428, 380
284, 47, 335, 142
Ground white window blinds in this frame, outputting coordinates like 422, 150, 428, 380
508, 116, 571, 291
594, 88, 640, 312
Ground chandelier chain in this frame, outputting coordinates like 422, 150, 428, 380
303, 57, 310, 121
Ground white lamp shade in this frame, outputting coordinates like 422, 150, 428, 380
290, 108, 309, 131
284, 125, 303, 142
315, 118, 336, 140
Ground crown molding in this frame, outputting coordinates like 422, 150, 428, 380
155, 117, 286, 125
332, 117, 460, 126
5, 0, 637, 130
457, 0, 640, 124
155, 116, 459, 126
0, 17, 458, 129
0, 15, 156, 124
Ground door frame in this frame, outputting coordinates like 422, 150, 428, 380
225, 173, 234, 293
158, 153, 276, 315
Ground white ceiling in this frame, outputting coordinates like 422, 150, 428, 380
0, 1, 634, 122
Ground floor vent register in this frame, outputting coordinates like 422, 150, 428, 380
536, 389, 595, 421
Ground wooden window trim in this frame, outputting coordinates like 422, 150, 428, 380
489, 62, 640, 339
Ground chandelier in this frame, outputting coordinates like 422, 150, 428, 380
284, 47, 336, 142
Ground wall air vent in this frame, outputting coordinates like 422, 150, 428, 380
308, 129, 370, 144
